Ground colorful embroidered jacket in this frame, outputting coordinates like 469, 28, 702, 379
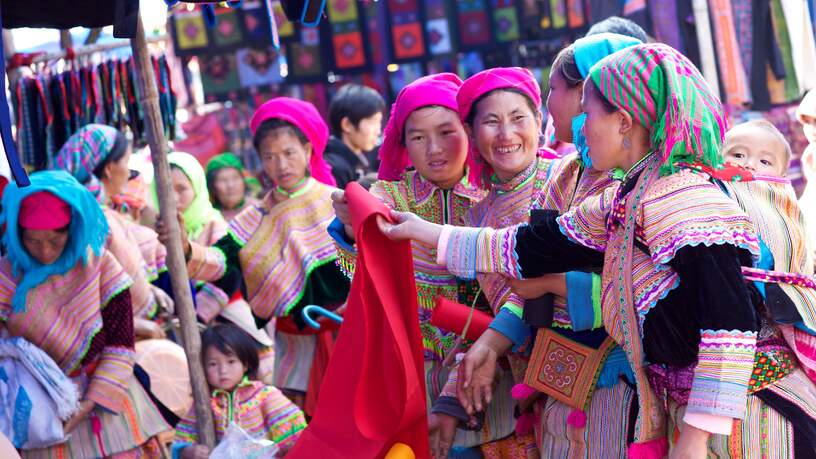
186, 178, 349, 321
104, 207, 163, 319
173, 379, 306, 456
190, 218, 231, 323
438, 167, 763, 433
332, 170, 486, 360
0, 250, 136, 414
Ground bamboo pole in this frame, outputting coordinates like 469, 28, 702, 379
129, 16, 216, 448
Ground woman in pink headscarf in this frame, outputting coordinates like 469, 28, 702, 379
329, 73, 510, 458
158, 97, 349, 414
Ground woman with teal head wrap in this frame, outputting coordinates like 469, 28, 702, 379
547, 33, 642, 167
0, 170, 171, 457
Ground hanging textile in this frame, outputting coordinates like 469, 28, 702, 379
566, 0, 586, 28
386, 0, 427, 61
424, 0, 454, 55
456, 0, 493, 49
326, 0, 368, 72
780, 0, 816, 93
10, 55, 176, 170
650, 0, 684, 53
491, 0, 521, 43
708, 0, 750, 106
770, 0, 801, 103
691, 0, 721, 99
285, 27, 326, 82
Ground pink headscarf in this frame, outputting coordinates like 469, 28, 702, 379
457, 67, 555, 187
250, 97, 336, 187
378, 73, 479, 184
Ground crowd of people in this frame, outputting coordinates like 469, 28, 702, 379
1, 15, 816, 459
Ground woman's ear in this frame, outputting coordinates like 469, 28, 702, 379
618, 109, 635, 136
304, 143, 313, 162
340, 116, 355, 135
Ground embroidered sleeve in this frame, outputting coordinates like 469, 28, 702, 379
439, 211, 604, 281
328, 217, 357, 279
187, 232, 244, 299
0, 263, 14, 322
671, 244, 759, 424
195, 283, 230, 323
260, 386, 307, 455
87, 289, 136, 413
556, 185, 615, 252
431, 362, 470, 424
173, 407, 199, 449
641, 172, 760, 267
566, 271, 602, 331
490, 307, 532, 352
441, 225, 522, 280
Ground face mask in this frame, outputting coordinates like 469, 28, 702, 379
572, 113, 591, 168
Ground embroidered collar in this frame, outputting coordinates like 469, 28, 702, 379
410, 169, 484, 205
491, 157, 539, 194
212, 376, 262, 423
274, 177, 314, 200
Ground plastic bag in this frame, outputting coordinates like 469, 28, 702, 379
209, 422, 279, 459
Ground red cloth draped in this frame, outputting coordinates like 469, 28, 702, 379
288, 182, 429, 458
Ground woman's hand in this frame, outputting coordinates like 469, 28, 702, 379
181, 444, 211, 459
377, 210, 443, 247
134, 318, 166, 340
331, 190, 355, 241
156, 210, 190, 257
669, 424, 710, 459
151, 285, 175, 315
456, 329, 513, 415
63, 399, 96, 435
428, 413, 458, 459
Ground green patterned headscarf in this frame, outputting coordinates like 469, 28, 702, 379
588, 43, 727, 175
205, 152, 261, 207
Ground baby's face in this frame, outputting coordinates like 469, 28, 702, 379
723, 128, 788, 177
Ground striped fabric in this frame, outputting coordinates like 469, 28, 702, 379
229, 179, 338, 319
129, 223, 167, 281
536, 381, 635, 458
707, 0, 750, 106
191, 219, 230, 323
667, 367, 816, 457
24, 376, 169, 459
104, 208, 157, 319
0, 251, 131, 379
724, 179, 816, 331
174, 380, 306, 455
687, 329, 757, 418
466, 157, 551, 316
273, 332, 316, 392
364, 171, 485, 360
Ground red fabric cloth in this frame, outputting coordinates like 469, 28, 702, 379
288, 182, 429, 458
19, 191, 71, 230
431, 297, 492, 342
249, 97, 336, 187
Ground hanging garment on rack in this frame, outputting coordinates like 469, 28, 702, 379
770, 0, 801, 103
708, 0, 750, 106
780, 0, 816, 93
732, 0, 753, 79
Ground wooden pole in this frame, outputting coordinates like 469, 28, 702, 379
130, 16, 216, 448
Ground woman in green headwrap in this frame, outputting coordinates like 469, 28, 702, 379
378, 43, 816, 457
153, 152, 276, 383
205, 153, 261, 222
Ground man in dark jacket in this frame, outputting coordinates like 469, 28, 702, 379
325, 84, 385, 188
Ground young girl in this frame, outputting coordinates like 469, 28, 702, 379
173, 324, 306, 459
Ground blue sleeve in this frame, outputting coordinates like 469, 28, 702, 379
489, 308, 532, 352
327, 217, 355, 251
566, 271, 600, 331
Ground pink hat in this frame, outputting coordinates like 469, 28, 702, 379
250, 97, 336, 187
378, 73, 479, 184
19, 191, 71, 230
456, 67, 552, 188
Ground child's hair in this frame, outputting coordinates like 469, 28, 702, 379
201, 324, 260, 379
727, 119, 792, 173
